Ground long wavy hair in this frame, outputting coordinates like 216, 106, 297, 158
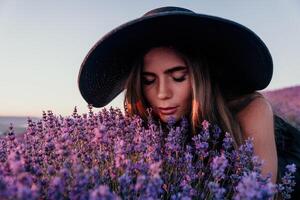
124, 45, 264, 148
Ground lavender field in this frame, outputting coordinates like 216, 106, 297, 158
262, 85, 300, 130
0, 85, 299, 136
0, 86, 299, 199
0, 107, 296, 199
0, 117, 39, 135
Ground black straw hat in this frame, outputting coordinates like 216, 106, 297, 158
78, 6, 273, 107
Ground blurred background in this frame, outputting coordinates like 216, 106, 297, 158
0, 0, 299, 134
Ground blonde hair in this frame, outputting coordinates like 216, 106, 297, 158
124, 45, 264, 148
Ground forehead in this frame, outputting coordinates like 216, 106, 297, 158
143, 47, 186, 72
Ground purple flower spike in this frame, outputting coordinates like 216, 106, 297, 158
234, 172, 275, 200
89, 185, 121, 200
201, 120, 210, 131
47, 176, 65, 200
167, 116, 177, 127
286, 164, 296, 173
0, 106, 294, 199
208, 182, 226, 200
192, 134, 209, 158
278, 163, 297, 199
211, 153, 228, 180
222, 132, 233, 150
212, 124, 221, 140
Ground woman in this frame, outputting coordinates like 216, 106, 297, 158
125, 45, 277, 184
78, 6, 299, 197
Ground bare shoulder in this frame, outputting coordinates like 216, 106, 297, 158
236, 96, 273, 123
236, 95, 277, 183
236, 96, 274, 138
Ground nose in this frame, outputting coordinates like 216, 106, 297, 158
157, 79, 172, 100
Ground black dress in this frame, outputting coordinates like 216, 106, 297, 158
274, 114, 300, 199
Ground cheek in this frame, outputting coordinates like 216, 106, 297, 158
177, 81, 192, 102
180, 92, 192, 113
176, 81, 192, 114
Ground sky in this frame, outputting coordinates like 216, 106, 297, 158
0, 0, 299, 118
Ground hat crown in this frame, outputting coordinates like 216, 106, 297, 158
143, 6, 194, 17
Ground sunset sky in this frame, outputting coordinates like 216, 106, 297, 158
0, 0, 299, 117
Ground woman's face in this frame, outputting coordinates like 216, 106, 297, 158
142, 46, 192, 123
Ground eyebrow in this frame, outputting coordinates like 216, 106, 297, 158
142, 66, 188, 76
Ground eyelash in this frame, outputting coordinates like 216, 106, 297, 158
143, 79, 155, 85
142, 75, 186, 85
173, 76, 186, 82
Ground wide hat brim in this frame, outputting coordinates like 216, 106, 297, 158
78, 7, 273, 108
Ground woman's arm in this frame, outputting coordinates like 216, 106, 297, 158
236, 96, 278, 183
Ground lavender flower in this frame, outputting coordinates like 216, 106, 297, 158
0, 106, 296, 199
234, 172, 276, 200
208, 182, 226, 200
211, 153, 228, 180
192, 134, 209, 158
222, 132, 233, 150
278, 164, 297, 199
47, 176, 65, 200
286, 163, 297, 173
89, 185, 121, 200
201, 120, 210, 131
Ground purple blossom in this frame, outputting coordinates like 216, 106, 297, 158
166, 116, 177, 127
47, 176, 65, 200
234, 172, 276, 200
0, 106, 295, 199
201, 120, 210, 131
149, 161, 162, 178
89, 185, 121, 200
171, 192, 192, 200
192, 134, 209, 158
222, 132, 233, 150
286, 164, 297, 173
144, 176, 164, 199
208, 182, 226, 200
134, 175, 146, 192
118, 171, 133, 197
211, 153, 228, 180
212, 124, 222, 140
278, 164, 297, 199
252, 155, 263, 173
165, 126, 185, 164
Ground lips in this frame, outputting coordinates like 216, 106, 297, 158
158, 106, 178, 115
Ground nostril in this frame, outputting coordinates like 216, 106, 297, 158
157, 79, 172, 99
157, 88, 172, 99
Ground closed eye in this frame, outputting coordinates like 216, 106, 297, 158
142, 77, 155, 85
173, 77, 186, 82
142, 75, 187, 85
173, 74, 187, 82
